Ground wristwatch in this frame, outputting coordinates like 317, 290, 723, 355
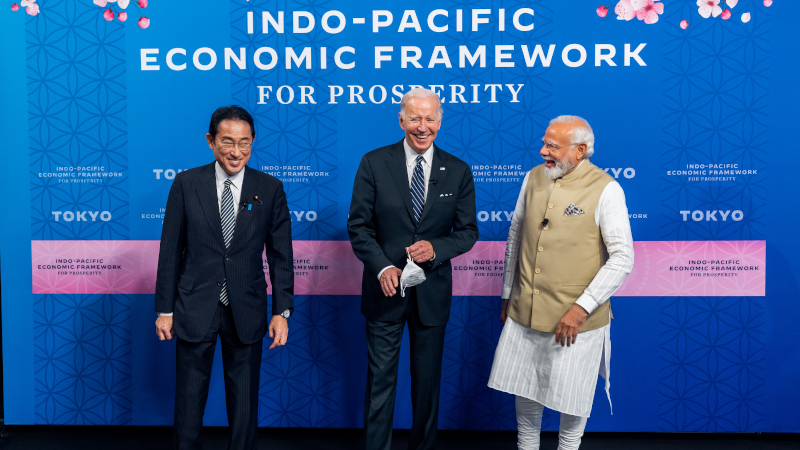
280, 309, 292, 319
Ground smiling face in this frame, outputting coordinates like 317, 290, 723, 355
540, 122, 587, 179
399, 96, 442, 154
206, 119, 253, 175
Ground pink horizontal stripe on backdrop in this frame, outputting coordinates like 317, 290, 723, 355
30, 240, 766, 297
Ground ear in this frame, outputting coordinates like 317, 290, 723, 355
206, 133, 215, 150
575, 143, 587, 160
398, 113, 405, 130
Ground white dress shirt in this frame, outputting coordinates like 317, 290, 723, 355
501, 163, 634, 314
158, 163, 246, 316
376, 139, 435, 280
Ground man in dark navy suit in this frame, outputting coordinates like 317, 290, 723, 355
154, 106, 294, 450
348, 88, 479, 450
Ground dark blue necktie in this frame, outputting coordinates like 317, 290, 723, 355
411, 155, 425, 225
219, 179, 234, 305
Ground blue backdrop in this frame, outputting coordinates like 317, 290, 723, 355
1, 0, 798, 432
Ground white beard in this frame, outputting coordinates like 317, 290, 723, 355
543, 157, 577, 180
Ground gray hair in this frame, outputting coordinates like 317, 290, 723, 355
400, 88, 443, 120
549, 115, 595, 158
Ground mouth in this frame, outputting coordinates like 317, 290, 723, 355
543, 157, 556, 168
413, 134, 430, 140
228, 158, 242, 166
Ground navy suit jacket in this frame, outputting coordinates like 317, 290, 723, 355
347, 140, 479, 326
155, 162, 294, 345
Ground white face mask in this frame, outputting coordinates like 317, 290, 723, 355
400, 249, 427, 297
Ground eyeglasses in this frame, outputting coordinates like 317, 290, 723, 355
541, 138, 580, 152
216, 140, 252, 151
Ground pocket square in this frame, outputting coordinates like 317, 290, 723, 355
564, 204, 584, 216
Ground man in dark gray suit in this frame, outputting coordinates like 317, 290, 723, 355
154, 106, 294, 450
348, 88, 479, 450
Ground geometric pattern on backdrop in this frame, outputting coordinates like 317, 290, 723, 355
27, 0, 130, 240
659, 0, 769, 431
441, 0, 553, 241
231, 0, 339, 240
34, 294, 132, 425
258, 295, 340, 427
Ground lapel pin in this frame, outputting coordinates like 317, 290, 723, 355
254, 195, 262, 206
440, 167, 446, 170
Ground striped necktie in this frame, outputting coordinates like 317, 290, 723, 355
219, 179, 234, 306
411, 155, 425, 225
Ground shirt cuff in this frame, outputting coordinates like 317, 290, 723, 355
377, 265, 396, 280
158, 312, 173, 317
575, 293, 599, 315
501, 286, 512, 299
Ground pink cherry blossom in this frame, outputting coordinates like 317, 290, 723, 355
118, 11, 127, 21
103, 7, 114, 20
11, 3, 19, 11
721, 8, 731, 19
680, 19, 689, 28
117, 0, 129, 9
697, 0, 722, 18
741, 12, 751, 22
597, 6, 609, 17
137, 0, 147, 7
93, 0, 106, 6
727, 0, 738, 8
635, 0, 664, 24
615, 0, 637, 20
138, 16, 150, 29
763, 0, 772, 6
25, 2, 38, 15
20, 0, 35, 6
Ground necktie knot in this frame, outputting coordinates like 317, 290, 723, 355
224, 179, 232, 187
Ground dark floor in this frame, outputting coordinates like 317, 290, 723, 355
0, 427, 797, 450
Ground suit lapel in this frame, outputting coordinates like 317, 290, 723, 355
196, 163, 226, 249
417, 146, 449, 226
228, 167, 258, 251
385, 140, 416, 224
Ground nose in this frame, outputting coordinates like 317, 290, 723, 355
540, 145, 549, 157
417, 122, 429, 133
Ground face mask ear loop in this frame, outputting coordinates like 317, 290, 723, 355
401, 248, 413, 297
407, 248, 413, 262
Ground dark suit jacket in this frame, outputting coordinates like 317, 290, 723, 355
155, 162, 294, 345
347, 140, 479, 326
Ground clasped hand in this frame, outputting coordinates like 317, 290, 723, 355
379, 240, 434, 297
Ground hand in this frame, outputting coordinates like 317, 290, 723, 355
156, 316, 174, 341
268, 315, 289, 350
554, 304, 589, 347
379, 267, 403, 297
407, 240, 434, 263
500, 298, 509, 324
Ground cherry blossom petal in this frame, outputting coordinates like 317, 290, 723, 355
20, 0, 34, 7
615, 0, 637, 20
698, 5, 713, 17
741, 12, 751, 22
103, 7, 114, 20
644, 10, 660, 24
680, 19, 689, 29
653, 2, 664, 14
727, 0, 738, 7
137, 0, 147, 7
93, 0, 106, 6
630, 0, 648, 10
764, 0, 772, 6
11, 3, 19, 11
696, 0, 719, 6
597, 6, 609, 17
118, 11, 127, 21
138, 16, 150, 29
25, 2, 38, 15
117, 0, 129, 8
712, 5, 723, 16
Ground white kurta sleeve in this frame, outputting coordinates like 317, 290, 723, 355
502, 171, 531, 299
574, 181, 635, 314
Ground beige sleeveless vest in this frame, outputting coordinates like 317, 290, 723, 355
507, 160, 614, 333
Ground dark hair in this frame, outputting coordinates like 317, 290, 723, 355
208, 105, 255, 139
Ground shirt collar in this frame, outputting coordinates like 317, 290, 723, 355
403, 138, 434, 168
214, 161, 245, 191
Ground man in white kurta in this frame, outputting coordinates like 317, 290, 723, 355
488, 116, 634, 450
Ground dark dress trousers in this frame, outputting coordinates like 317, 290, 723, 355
155, 162, 294, 450
348, 140, 478, 450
